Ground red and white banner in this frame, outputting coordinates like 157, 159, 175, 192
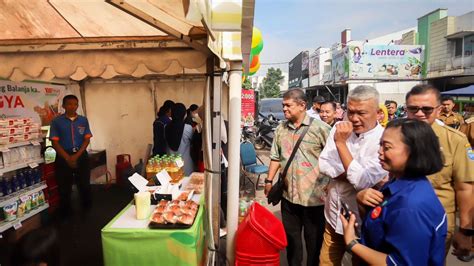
241, 89, 255, 127
0, 80, 66, 126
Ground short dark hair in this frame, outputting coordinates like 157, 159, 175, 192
384, 100, 397, 107
321, 101, 336, 111
312, 95, 326, 103
441, 96, 454, 104
283, 89, 307, 105
157, 100, 175, 117
62, 95, 78, 105
385, 118, 443, 178
406, 84, 441, 104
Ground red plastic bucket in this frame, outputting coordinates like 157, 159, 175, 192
235, 202, 287, 265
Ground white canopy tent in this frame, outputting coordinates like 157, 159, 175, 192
0, 0, 255, 264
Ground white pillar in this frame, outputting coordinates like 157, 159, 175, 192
226, 61, 242, 264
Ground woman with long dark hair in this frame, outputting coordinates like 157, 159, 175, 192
153, 100, 174, 156
165, 103, 194, 176
341, 119, 447, 265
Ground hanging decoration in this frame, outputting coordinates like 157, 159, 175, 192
245, 27, 264, 77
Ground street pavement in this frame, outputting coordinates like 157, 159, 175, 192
241, 149, 469, 266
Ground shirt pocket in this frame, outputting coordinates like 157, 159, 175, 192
429, 151, 452, 189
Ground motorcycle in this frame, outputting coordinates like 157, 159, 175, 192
241, 125, 256, 144
254, 113, 279, 150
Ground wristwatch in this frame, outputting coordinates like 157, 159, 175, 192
264, 179, 273, 184
459, 227, 474, 236
346, 239, 359, 255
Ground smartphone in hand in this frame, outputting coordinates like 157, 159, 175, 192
340, 200, 351, 220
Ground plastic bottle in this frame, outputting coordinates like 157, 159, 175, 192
5, 176, 13, 195
25, 169, 33, 187
0, 176, 5, 197
12, 174, 20, 192
34, 168, 42, 183
17, 170, 26, 189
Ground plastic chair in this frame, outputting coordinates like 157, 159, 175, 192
240, 141, 269, 190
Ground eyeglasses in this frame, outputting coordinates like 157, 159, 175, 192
406, 105, 439, 114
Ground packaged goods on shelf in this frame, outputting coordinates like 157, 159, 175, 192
3, 201, 17, 221
1, 145, 42, 167
0, 118, 40, 142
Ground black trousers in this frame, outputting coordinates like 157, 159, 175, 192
281, 198, 325, 266
55, 151, 91, 216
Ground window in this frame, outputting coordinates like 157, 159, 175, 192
454, 39, 463, 57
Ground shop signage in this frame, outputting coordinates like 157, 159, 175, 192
288, 52, 303, 88
0, 80, 65, 126
309, 51, 320, 77
241, 89, 255, 127
332, 48, 349, 82
348, 45, 424, 79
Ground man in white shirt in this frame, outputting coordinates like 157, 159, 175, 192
318, 85, 387, 265
306, 95, 325, 120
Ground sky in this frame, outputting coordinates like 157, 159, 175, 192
253, 0, 474, 75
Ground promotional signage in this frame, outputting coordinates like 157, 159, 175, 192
288, 52, 303, 88
0, 80, 66, 126
241, 89, 255, 126
309, 51, 320, 77
332, 48, 349, 82
348, 45, 424, 79
301, 50, 309, 80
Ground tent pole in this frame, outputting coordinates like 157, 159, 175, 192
211, 70, 222, 248
226, 61, 242, 264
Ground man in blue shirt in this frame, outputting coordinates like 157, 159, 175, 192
50, 95, 92, 217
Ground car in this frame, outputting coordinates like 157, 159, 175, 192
258, 98, 285, 121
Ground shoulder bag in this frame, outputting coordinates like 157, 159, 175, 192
267, 118, 313, 206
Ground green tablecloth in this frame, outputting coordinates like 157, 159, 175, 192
101, 202, 205, 266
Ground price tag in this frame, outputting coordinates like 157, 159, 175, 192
13, 221, 22, 230
31, 141, 41, 146
176, 158, 184, 168
29, 162, 39, 168
0, 146, 10, 152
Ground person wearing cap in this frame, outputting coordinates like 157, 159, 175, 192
307, 95, 326, 120
50, 95, 93, 218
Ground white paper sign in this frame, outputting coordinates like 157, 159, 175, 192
171, 185, 181, 200
128, 173, 149, 192
31, 141, 41, 146
155, 170, 171, 187
28, 162, 39, 168
13, 221, 22, 230
175, 158, 184, 168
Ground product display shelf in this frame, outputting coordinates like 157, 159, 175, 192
0, 181, 47, 208
0, 203, 49, 233
0, 158, 45, 175
0, 139, 43, 150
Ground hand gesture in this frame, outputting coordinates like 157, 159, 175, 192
67, 154, 79, 169
357, 188, 384, 207
334, 121, 353, 144
340, 212, 358, 245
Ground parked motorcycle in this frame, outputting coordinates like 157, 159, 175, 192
241, 125, 256, 144
254, 113, 279, 150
